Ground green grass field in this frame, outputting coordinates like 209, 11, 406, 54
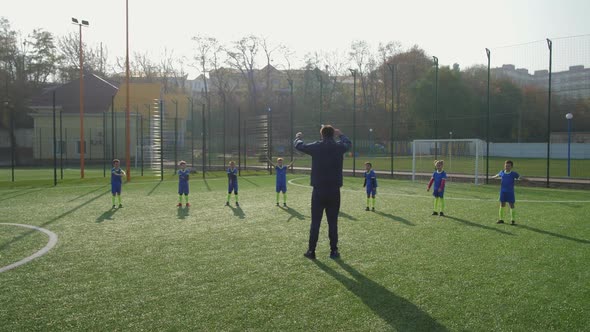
1, 174, 589, 331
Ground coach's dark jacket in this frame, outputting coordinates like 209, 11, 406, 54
294, 135, 352, 188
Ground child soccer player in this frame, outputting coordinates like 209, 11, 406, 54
111, 159, 126, 208
226, 161, 239, 207
426, 160, 447, 217
363, 162, 377, 211
177, 160, 190, 207
268, 157, 295, 207
492, 160, 522, 225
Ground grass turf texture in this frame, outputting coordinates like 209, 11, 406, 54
1, 175, 589, 331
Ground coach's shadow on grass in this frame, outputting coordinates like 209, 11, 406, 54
313, 259, 448, 331
147, 181, 163, 196
374, 211, 414, 226
96, 208, 119, 223
446, 216, 514, 236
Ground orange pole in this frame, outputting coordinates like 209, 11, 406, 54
79, 24, 85, 179
125, 0, 131, 181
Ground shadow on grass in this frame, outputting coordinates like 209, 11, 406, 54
96, 207, 119, 223
73, 185, 108, 201
202, 179, 211, 191
0, 189, 111, 251
147, 181, 162, 196
239, 176, 259, 187
313, 259, 448, 331
0, 188, 44, 202
339, 211, 358, 221
517, 224, 590, 245
374, 211, 415, 226
228, 204, 245, 219
177, 206, 190, 220
279, 206, 306, 222
446, 216, 514, 236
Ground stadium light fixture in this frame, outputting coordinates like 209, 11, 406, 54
71, 17, 89, 179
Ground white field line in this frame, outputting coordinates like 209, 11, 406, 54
0, 223, 58, 273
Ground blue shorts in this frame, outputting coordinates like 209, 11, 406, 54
432, 190, 444, 198
228, 183, 238, 194
276, 183, 287, 193
178, 183, 189, 195
366, 188, 376, 197
499, 191, 515, 203
111, 184, 121, 194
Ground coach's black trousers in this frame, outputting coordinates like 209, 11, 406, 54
308, 186, 341, 252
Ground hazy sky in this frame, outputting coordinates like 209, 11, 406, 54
3, 0, 590, 77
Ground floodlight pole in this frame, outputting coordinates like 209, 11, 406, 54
433, 56, 439, 160
72, 17, 89, 178
349, 69, 357, 177
172, 99, 178, 173
188, 97, 194, 168
387, 63, 396, 178
288, 78, 294, 173
315, 68, 323, 126
486, 48, 491, 184
53, 91, 57, 186
546, 39, 553, 188
125, 0, 131, 181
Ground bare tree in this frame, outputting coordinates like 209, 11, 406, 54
225, 35, 260, 113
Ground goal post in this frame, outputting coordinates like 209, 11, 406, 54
412, 139, 485, 184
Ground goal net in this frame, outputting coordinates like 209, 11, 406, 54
412, 139, 485, 184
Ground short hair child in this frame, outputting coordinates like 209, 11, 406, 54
363, 162, 377, 211
226, 161, 239, 206
426, 160, 447, 216
491, 160, 522, 225
111, 159, 126, 208
177, 160, 190, 207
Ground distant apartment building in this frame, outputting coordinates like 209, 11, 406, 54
492, 64, 590, 99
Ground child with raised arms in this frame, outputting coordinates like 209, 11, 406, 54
268, 157, 295, 207
111, 159, 126, 208
226, 161, 239, 207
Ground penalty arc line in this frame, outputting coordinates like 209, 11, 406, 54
287, 177, 590, 204
0, 223, 58, 273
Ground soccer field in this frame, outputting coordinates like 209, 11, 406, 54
1, 175, 589, 331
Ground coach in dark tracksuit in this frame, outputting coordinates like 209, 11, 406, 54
294, 125, 352, 259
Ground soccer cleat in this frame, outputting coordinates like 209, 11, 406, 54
439, 212, 445, 217
276, 202, 280, 206
283, 203, 287, 207
225, 202, 230, 206
235, 202, 239, 207
329, 250, 341, 259
185, 203, 190, 207
177, 203, 182, 207
511, 220, 516, 225
118, 204, 123, 208
497, 220, 505, 224
112, 205, 116, 209
371, 207, 375, 212
365, 207, 370, 211
304, 251, 316, 260
432, 211, 438, 216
